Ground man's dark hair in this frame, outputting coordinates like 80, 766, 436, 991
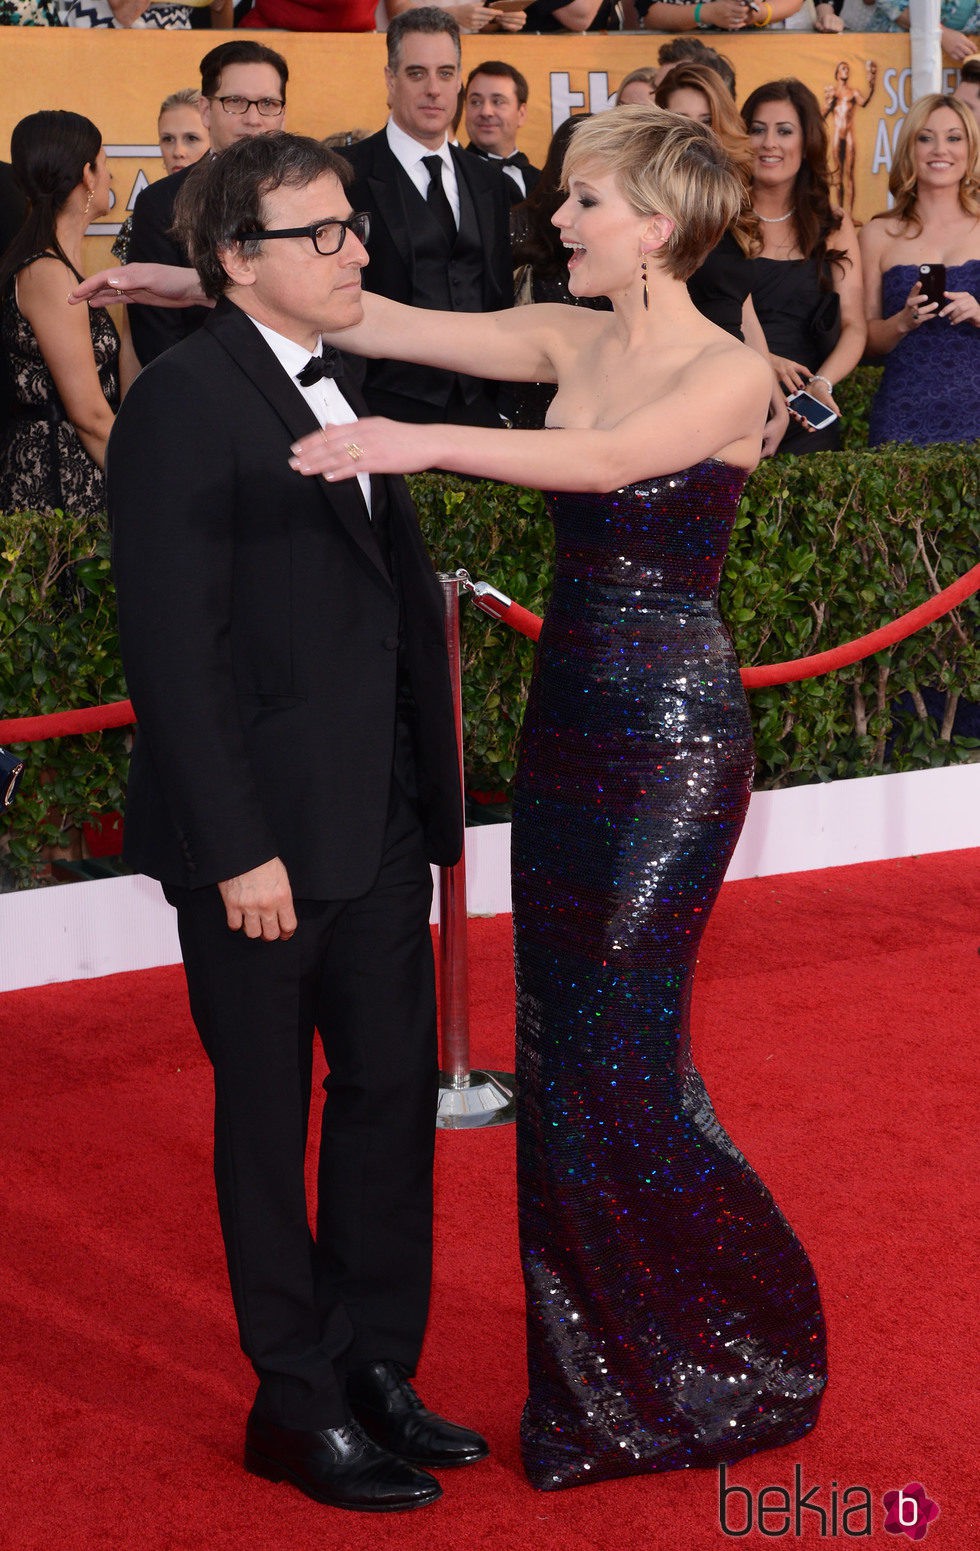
199, 39, 289, 102
960, 56, 980, 85
386, 7, 461, 72
465, 60, 529, 107
657, 37, 735, 99
173, 132, 349, 299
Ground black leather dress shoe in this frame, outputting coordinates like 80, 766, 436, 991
347, 1360, 490, 1469
244, 1409, 442, 1512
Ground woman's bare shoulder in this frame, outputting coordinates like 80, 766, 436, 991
17, 253, 75, 303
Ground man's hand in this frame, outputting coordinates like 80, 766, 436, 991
218, 857, 298, 942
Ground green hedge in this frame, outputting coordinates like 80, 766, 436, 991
2, 388, 977, 886
1, 511, 128, 887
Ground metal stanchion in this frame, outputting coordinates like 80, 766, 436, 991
436, 570, 515, 1130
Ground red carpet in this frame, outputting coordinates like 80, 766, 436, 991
1, 850, 976, 1549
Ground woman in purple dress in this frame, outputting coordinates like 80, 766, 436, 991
859, 94, 980, 447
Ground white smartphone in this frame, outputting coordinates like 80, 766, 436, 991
786, 389, 838, 432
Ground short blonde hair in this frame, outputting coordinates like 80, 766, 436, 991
883, 94, 980, 232
561, 105, 743, 281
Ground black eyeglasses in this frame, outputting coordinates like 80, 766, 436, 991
210, 94, 285, 118
237, 212, 371, 257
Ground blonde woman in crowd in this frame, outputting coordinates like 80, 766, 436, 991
859, 93, 980, 445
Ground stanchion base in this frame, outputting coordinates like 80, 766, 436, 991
436, 1069, 516, 1130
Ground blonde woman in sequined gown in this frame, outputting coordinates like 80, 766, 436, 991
75, 109, 828, 1491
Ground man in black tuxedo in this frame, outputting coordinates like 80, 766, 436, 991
341, 9, 512, 426
126, 38, 288, 366
463, 60, 541, 208
107, 133, 487, 1514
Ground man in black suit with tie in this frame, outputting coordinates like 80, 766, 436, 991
126, 38, 288, 366
341, 9, 513, 427
463, 60, 541, 208
107, 132, 487, 1514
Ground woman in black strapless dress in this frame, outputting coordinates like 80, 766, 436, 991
290, 105, 828, 1492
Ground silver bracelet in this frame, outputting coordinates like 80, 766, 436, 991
809, 374, 833, 393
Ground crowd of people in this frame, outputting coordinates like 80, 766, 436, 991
0, 3, 977, 1522
0, 0, 977, 37
2, 22, 978, 507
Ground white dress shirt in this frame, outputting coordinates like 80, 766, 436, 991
385, 118, 460, 227
248, 315, 371, 516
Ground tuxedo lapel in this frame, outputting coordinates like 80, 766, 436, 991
364, 136, 415, 288
451, 146, 501, 307
204, 299, 391, 590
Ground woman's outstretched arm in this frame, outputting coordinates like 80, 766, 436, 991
290, 344, 771, 492
70, 263, 579, 385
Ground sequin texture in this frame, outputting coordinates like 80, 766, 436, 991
512, 462, 827, 1491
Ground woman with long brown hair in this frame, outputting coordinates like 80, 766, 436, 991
737, 77, 865, 454
0, 111, 137, 517
859, 93, 980, 446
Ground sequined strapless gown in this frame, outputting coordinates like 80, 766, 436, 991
512, 462, 827, 1491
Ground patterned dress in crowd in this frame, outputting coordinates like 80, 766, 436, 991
868, 261, 980, 447
0, 253, 119, 519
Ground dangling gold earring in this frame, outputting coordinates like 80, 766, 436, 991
84, 188, 94, 218
641, 256, 649, 312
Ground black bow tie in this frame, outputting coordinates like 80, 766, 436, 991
470, 145, 527, 169
296, 347, 342, 386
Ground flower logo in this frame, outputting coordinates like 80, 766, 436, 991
883, 1483, 940, 1541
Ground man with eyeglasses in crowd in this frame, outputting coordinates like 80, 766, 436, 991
127, 40, 288, 366
106, 130, 488, 1512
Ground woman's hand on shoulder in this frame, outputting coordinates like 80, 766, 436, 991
289, 418, 444, 483
68, 263, 206, 311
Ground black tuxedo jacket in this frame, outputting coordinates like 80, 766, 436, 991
341, 131, 513, 416
127, 162, 211, 366
107, 297, 462, 899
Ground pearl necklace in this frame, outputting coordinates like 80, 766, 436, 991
752, 208, 793, 224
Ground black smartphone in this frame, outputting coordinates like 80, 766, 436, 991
785, 389, 839, 432
917, 264, 946, 309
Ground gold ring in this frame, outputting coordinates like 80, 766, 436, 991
345, 441, 364, 462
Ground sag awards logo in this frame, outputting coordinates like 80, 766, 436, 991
718, 1465, 941, 1540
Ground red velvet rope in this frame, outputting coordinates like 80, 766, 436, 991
472, 563, 980, 689
1, 562, 977, 745
0, 699, 135, 744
